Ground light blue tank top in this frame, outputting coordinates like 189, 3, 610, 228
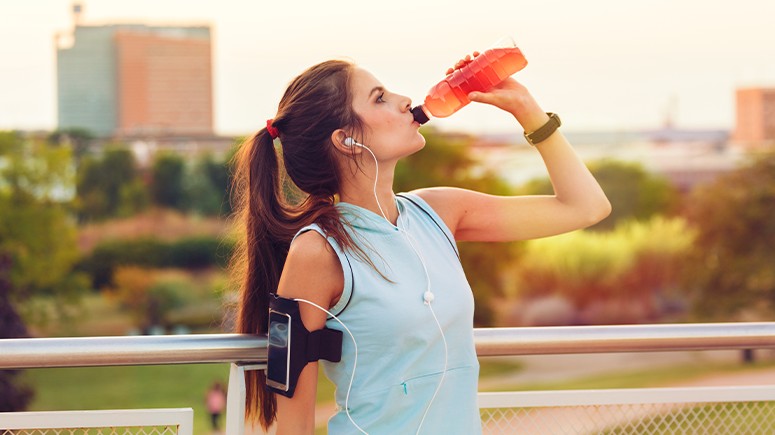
293, 193, 481, 435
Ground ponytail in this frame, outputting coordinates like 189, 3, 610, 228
230, 59, 380, 430
232, 128, 282, 429
231, 128, 350, 429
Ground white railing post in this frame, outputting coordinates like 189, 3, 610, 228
226, 363, 269, 435
226, 363, 247, 435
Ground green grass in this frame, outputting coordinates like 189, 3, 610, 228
24, 363, 340, 435
479, 358, 525, 379
24, 364, 230, 435
22, 359, 775, 434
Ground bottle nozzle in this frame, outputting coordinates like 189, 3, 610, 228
411, 105, 430, 125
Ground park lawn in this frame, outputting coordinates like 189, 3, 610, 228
23, 358, 773, 434
24, 363, 337, 435
24, 364, 231, 435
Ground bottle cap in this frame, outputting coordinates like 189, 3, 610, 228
411, 106, 430, 125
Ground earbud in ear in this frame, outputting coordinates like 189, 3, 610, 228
344, 137, 367, 148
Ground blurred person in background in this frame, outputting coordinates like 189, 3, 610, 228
205, 381, 226, 433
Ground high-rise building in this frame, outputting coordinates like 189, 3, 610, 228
734, 87, 775, 150
57, 24, 213, 137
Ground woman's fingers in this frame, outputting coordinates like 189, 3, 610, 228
446, 51, 482, 74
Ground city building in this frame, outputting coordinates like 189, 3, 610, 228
734, 87, 775, 150
57, 23, 213, 138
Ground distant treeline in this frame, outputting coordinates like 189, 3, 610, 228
77, 236, 235, 289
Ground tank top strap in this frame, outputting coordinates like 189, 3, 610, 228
396, 192, 459, 259
291, 224, 354, 318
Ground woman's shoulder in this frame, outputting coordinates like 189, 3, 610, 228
279, 229, 343, 305
408, 187, 468, 234
287, 230, 340, 275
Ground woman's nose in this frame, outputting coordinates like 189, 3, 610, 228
400, 95, 412, 112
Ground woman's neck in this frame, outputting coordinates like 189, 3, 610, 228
338, 161, 398, 225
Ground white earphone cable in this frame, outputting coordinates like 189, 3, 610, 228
358, 144, 390, 223
401, 228, 449, 435
329, 139, 449, 434
294, 298, 368, 435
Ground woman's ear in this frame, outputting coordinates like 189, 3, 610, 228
330, 129, 361, 155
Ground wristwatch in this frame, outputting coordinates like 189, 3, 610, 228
524, 112, 561, 146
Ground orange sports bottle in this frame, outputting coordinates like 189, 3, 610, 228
411, 38, 527, 124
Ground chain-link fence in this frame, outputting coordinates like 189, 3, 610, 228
1, 428, 179, 435
0, 409, 192, 435
479, 387, 775, 434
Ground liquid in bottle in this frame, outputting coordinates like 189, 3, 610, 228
412, 45, 527, 124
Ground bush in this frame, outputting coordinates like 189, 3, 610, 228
515, 216, 695, 324
168, 237, 233, 269
77, 237, 234, 289
109, 267, 196, 331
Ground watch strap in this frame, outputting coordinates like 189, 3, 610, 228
524, 112, 561, 146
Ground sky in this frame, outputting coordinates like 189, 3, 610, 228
1, 0, 774, 136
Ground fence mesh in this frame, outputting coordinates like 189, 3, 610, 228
1, 428, 179, 435
480, 401, 775, 434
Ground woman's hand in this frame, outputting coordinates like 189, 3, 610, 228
446, 52, 549, 132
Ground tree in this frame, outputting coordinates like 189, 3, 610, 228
521, 159, 679, 231
0, 254, 34, 411
150, 153, 186, 209
683, 152, 775, 320
184, 154, 227, 216
47, 127, 95, 164
516, 216, 694, 324
77, 147, 143, 221
394, 128, 519, 325
110, 266, 192, 332
0, 132, 82, 294
1, 131, 86, 410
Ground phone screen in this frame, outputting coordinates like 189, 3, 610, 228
266, 310, 292, 391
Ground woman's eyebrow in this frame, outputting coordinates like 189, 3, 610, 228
368, 86, 385, 100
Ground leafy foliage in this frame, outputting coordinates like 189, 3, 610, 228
150, 153, 186, 209
77, 237, 234, 289
77, 147, 145, 221
683, 152, 775, 319
0, 132, 85, 298
516, 216, 694, 324
109, 267, 194, 331
522, 159, 679, 231
47, 128, 94, 163
0, 254, 34, 411
0, 131, 88, 410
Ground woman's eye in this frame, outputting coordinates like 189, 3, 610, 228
377, 92, 385, 103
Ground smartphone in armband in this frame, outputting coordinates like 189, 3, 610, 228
265, 294, 344, 397
266, 309, 292, 392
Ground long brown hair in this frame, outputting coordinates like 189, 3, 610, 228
230, 60, 367, 429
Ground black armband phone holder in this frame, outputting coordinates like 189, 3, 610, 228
265, 294, 343, 398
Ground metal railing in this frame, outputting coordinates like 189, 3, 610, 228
4, 322, 775, 369
2, 322, 775, 434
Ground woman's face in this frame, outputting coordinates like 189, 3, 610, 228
349, 67, 425, 160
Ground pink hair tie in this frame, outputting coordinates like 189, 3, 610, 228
266, 119, 279, 139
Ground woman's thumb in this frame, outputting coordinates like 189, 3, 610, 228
468, 91, 492, 104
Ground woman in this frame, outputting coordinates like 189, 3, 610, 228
232, 57, 610, 434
